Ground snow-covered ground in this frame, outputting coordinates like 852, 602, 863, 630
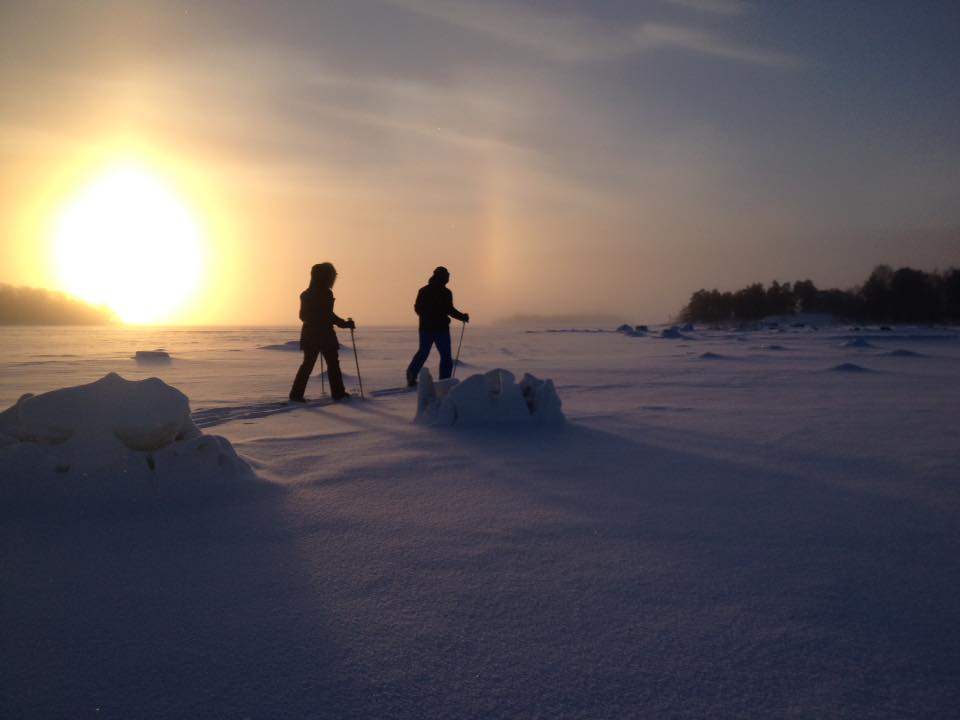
2, 324, 959, 718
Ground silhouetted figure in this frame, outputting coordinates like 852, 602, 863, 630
406, 266, 469, 385
289, 263, 355, 402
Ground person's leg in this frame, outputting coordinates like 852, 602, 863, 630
437, 329, 453, 379
290, 345, 320, 400
321, 343, 347, 398
406, 331, 434, 383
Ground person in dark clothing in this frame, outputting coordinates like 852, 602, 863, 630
406, 266, 469, 385
289, 262, 355, 402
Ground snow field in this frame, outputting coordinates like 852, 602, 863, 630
1, 324, 958, 718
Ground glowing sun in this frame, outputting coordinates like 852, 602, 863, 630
53, 164, 204, 323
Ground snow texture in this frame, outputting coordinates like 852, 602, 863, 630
0, 373, 254, 509
415, 367, 564, 426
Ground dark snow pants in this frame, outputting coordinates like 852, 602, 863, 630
407, 329, 453, 381
290, 338, 345, 399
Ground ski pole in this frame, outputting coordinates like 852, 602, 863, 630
320, 353, 325, 396
452, 320, 466, 378
349, 320, 364, 399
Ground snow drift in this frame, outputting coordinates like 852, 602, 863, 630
843, 338, 876, 349
415, 368, 564, 426
829, 362, 874, 373
258, 340, 301, 352
0, 373, 255, 509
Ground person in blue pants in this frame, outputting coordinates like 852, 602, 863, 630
406, 266, 469, 386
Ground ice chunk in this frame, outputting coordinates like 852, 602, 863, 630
617, 324, 648, 337
134, 349, 171, 364
0, 373, 254, 509
1, 373, 194, 449
519, 373, 564, 423
415, 368, 564, 427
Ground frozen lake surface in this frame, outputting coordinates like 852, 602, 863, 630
2, 324, 959, 718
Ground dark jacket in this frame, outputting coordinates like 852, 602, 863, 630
414, 278, 467, 332
299, 287, 349, 348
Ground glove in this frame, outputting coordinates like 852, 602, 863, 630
463, 313, 470, 323
346, 319, 356, 330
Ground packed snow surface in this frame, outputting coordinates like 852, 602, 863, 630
1, 324, 959, 719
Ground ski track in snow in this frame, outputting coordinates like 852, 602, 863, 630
2, 324, 959, 719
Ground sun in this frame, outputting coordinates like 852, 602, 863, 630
52, 164, 204, 324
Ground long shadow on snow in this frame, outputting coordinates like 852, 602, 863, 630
0, 486, 373, 719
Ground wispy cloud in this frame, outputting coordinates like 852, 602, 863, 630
663, 0, 747, 16
385, 0, 799, 69
634, 22, 801, 68
381, 0, 636, 64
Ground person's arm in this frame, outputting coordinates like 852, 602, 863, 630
332, 313, 354, 329
447, 291, 469, 322
322, 290, 354, 328
414, 287, 425, 316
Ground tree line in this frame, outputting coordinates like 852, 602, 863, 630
0, 284, 115, 325
679, 266, 960, 325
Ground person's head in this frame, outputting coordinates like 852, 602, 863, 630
431, 266, 450, 286
310, 262, 337, 289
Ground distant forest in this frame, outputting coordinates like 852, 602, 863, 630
0, 284, 115, 325
680, 266, 960, 325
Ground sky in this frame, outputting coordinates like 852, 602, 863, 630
1, 0, 959, 325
